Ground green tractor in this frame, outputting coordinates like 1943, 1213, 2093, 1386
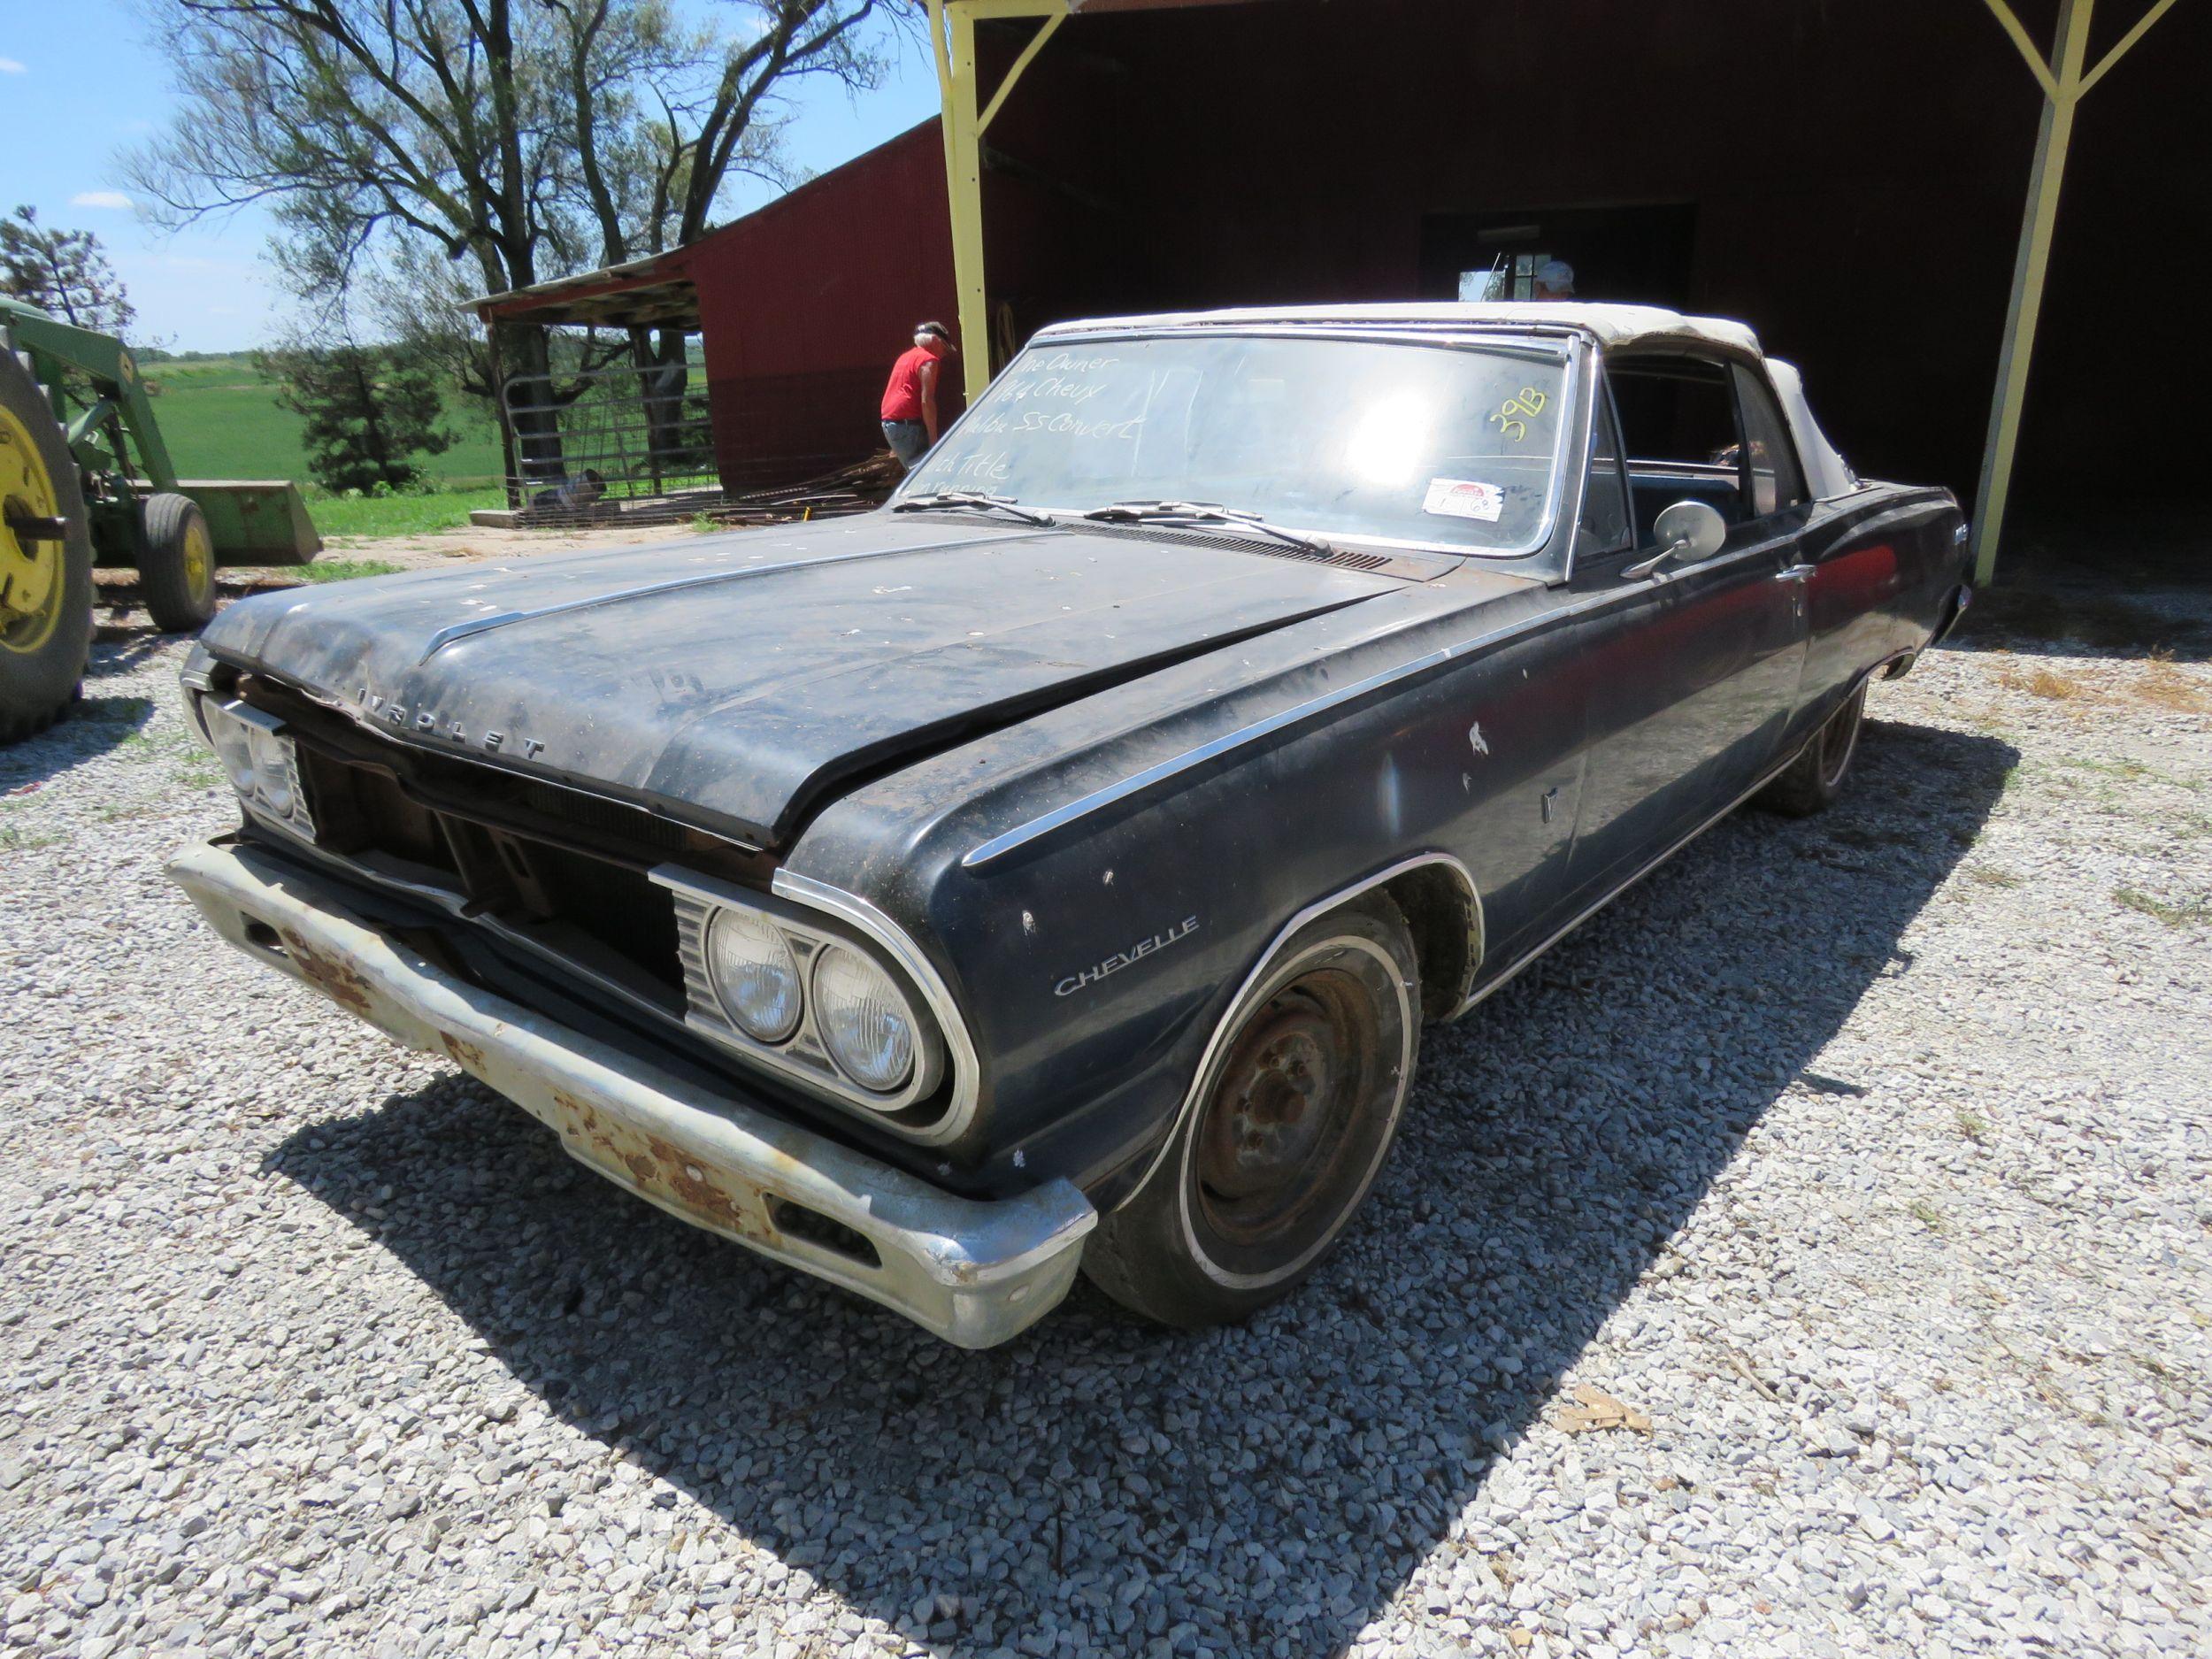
1, 296, 319, 743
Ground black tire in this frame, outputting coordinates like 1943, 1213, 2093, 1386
1757, 682, 1867, 818
1083, 893, 1421, 1329
0, 348, 93, 745
138, 492, 218, 634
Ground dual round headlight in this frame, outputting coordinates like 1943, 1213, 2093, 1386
705, 910, 803, 1043
200, 697, 313, 836
810, 944, 918, 1094
703, 909, 920, 1096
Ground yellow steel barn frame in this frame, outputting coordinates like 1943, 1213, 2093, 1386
924, 0, 2189, 581
1970, 0, 2185, 582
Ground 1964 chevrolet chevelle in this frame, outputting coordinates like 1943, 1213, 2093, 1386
169, 303, 1971, 1346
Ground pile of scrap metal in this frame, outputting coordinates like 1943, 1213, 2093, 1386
691, 451, 906, 528
477, 452, 903, 533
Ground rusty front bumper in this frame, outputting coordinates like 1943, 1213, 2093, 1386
167, 841, 1095, 1348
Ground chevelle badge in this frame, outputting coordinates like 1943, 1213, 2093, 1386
1056, 916, 1201, 998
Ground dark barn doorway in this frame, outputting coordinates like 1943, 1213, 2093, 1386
1419, 204, 1700, 309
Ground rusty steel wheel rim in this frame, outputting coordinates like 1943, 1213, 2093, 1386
1193, 966, 1380, 1249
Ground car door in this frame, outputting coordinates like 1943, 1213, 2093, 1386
1559, 352, 1810, 899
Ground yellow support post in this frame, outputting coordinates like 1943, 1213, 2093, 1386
927, 0, 1070, 405
1970, 0, 2186, 583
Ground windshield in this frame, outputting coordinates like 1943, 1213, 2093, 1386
897, 333, 1572, 556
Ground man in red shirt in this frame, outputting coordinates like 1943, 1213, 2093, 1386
879, 322, 954, 471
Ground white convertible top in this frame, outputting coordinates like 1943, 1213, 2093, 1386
1035, 300, 1764, 357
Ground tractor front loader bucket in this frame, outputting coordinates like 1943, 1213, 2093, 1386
181, 480, 321, 566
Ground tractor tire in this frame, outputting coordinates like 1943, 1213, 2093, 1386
0, 346, 93, 745
138, 492, 219, 634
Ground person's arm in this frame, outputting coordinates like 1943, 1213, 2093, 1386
919, 357, 941, 445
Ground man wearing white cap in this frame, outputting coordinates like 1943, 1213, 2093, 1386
1533, 259, 1577, 300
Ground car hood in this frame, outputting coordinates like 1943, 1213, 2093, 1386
200, 515, 1409, 846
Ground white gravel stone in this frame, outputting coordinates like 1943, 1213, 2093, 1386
3, 598, 2208, 1659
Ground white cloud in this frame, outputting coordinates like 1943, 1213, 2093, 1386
0, 58, 27, 73
73, 190, 135, 211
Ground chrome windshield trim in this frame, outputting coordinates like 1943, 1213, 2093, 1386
890, 330, 1581, 565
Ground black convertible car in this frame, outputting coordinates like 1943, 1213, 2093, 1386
170, 303, 1971, 1346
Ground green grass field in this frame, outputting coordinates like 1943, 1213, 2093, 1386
142, 355, 504, 538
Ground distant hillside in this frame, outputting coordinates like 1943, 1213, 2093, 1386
140, 354, 505, 487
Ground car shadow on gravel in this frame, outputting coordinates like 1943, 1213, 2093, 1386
268, 717, 2015, 1659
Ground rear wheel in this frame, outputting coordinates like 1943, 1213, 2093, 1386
138, 492, 218, 633
0, 348, 92, 744
1083, 894, 1420, 1328
1757, 682, 1866, 818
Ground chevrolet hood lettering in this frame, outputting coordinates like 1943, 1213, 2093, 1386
197, 518, 1403, 848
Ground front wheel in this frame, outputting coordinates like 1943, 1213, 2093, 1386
138, 492, 218, 634
1756, 682, 1866, 818
1082, 894, 1420, 1329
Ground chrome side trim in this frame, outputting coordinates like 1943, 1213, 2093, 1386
413, 534, 1030, 664
772, 867, 986, 1149
963, 576, 1641, 872
1113, 851, 1483, 1212
1446, 742, 1810, 1022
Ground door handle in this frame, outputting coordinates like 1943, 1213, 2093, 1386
1775, 564, 1815, 582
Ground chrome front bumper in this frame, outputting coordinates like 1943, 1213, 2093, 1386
167, 841, 1096, 1348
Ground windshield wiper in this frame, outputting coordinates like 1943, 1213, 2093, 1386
1080, 500, 1334, 557
892, 490, 1054, 527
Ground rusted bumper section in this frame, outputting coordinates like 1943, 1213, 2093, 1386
166, 841, 1096, 1348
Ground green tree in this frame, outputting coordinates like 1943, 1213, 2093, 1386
257, 335, 455, 495
128, 2, 909, 485
0, 206, 135, 336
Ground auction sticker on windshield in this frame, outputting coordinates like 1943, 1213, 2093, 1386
1423, 478, 1505, 522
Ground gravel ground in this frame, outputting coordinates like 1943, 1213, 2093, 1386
3, 588, 2208, 1659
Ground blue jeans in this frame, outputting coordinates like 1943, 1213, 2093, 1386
882, 419, 930, 469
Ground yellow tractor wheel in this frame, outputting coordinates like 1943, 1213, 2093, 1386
139, 491, 219, 633
0, 347, 92, 744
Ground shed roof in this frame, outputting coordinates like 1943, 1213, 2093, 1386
467, 248, 699, 329
1035, 301, 1764, 357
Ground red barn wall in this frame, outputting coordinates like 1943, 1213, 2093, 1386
692, 125, 959, 490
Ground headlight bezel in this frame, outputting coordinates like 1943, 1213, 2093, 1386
657, 868, 950, 1130
198, 695, 317, 841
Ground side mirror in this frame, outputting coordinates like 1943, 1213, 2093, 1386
1624, 500, 1728, 579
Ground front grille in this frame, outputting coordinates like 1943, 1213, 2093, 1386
296, 746, 687, 1002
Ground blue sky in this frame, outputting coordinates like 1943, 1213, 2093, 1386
0, 3, 940, 352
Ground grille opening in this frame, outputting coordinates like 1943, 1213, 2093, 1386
769, 1200, 880, 1267
242, 918, 285, 955
297, 748, 687, 999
